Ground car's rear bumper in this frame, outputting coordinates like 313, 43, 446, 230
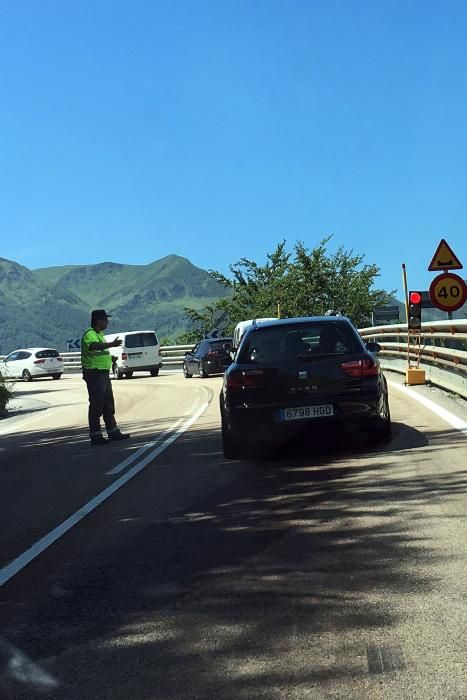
32, 366, 63, 376
204, 360, 230, 374
225, 394, 382, 442
119, 362, 163, 371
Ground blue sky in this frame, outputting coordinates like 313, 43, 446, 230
1, 0, 466, 297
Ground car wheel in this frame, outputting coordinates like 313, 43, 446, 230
150, 368, 159, 377
125, 371, 133, 378
368, 393, 392, 444
199, 363, 208, 378
52, 374, 62, 380
183, 362, 192, 378
221, 416, 244, 459
115, 367, 123, 380
22, 369, 33, 382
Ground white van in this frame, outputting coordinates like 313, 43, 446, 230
105, 330, 163, 379
233, 318, 277, 349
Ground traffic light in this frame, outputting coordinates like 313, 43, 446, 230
408, 291, 422, 330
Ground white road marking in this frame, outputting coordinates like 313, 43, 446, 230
0, 401, 209, 587
389, 381, 467, 438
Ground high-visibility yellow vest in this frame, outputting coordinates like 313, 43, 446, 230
81, 327, 112, 370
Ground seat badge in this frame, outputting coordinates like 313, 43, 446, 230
298, 371, 307, 380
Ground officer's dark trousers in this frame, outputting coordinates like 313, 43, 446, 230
83, 369, 117, 437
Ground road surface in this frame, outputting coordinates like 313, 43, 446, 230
1, 371, 466, 699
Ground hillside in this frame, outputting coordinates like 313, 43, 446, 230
0, 255, 229, 353
0, 257, 89, 353
35, 255, 225, 308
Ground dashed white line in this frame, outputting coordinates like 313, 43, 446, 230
0, 401, 209, 587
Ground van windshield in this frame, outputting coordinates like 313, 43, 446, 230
125, 333, 158, 348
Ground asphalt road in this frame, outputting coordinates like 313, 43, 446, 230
0, 371, 466, 699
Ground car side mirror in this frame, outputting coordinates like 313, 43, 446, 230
365, 341, 381, 354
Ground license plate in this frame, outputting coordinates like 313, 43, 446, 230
279, 404, 334, 421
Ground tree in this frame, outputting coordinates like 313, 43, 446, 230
182, 238, 394, 335
286, 239, 394, 326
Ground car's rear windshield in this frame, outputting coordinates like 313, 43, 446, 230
125, 332, 158, 348
35, 349, 60, 358
237, 322, 361, 364
210, 340, 232, 351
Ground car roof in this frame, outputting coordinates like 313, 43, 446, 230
8, 347, 59, 353
106, 330, 156, 336
206, 337, 232, 342
244, 316, 351, 330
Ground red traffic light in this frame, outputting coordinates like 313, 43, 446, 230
409, 291, 422, 304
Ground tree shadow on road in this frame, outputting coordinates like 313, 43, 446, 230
2, 418, 467, 699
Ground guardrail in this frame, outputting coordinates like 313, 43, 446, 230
0, 345, 195, 371
58, 344, 195, 371
1, 322, 466, 398
359, 319, 467, 399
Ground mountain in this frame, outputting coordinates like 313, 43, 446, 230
0, 255, 229, 353
0, 257, 89, 354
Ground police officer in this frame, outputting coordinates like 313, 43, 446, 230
81, 309, 130, 445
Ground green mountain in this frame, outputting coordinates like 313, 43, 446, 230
0, 255, 229, 353
0, 257, 89, 354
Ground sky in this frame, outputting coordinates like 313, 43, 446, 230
1, 0, 467, 298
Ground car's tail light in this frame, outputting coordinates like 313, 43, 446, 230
122, 353, 128, 360
57, 356, 63, 362
226, 369, 264, 389
33, 359, 46, 364
341, 358, 379, 378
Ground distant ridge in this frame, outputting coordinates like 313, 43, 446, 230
0, 255, 229, 352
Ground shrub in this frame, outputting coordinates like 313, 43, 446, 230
0, 376, 14, 417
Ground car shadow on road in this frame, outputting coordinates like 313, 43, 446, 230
2, 419, 467, 699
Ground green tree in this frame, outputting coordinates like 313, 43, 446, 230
286, 239, 394, 326
182, 238, 394, 335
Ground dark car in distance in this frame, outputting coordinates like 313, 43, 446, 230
183, 338, 233, 378
220, 317, 391, 458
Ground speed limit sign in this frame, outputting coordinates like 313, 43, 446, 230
429, 272, 467, 312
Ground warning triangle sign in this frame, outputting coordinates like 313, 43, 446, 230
428, 239, 463, 271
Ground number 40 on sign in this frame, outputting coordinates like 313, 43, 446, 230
429, 272, 467, 312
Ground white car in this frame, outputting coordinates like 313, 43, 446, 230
0, 348, 64, 382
